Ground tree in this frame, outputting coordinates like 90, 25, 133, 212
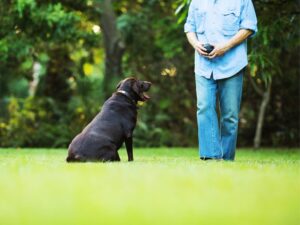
248, 0, 299, 148
0, 0, 99, 100
95, 0, 125, 97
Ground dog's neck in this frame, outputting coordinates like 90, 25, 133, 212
116, 90, 137, 106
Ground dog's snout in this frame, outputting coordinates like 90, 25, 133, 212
145, 81, 152, 86
144, 82, 152, 90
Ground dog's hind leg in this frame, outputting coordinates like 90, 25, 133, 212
99, 150, 120, 162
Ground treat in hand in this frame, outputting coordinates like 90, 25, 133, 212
202, 43, 214, 54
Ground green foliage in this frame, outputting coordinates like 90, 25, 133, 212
0, 0, 100, 96
175, 0, 190, 24
1, 97, 59, 147
0, 94, 100, 147
16, 0, 37, 17
248, 1, 299, 85
0, 0, 105, 147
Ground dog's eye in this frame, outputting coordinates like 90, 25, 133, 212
140, 83, 144, 88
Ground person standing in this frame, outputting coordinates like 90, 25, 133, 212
184, 0, 258, 160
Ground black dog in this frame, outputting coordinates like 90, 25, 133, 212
66, 77, 151, 162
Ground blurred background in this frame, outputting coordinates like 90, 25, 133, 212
0, 0, 299, 148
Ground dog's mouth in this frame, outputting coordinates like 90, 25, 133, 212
139, 82, 151, 101
141, 92, 150, 101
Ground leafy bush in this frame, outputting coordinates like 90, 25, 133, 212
0, 96, 97, 148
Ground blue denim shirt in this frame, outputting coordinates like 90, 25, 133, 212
184, 0, 258, 80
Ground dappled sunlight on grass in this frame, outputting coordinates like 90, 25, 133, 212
0, 148, 299, 225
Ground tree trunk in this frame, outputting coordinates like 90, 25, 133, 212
98, 0, 125, 98
29, 62, 42, 97
254, 82, 272, 148
37, 47, 73, 104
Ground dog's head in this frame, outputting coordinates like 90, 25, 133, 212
116, 77, 151, 102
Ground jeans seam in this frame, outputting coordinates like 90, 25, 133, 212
211, 89, 214, 156
211, 86, 217, 157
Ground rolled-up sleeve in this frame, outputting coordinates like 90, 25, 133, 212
184, 1, 196, 33
239, 0, 258, 37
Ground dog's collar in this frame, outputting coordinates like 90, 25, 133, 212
116, 90, 137, 105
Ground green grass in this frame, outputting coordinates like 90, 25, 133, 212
0, 148, 299, 225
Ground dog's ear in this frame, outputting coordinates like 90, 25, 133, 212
132, 80, 139, 94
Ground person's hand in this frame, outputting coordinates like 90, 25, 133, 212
192, 41, 209, 56
207, 43, 231, 59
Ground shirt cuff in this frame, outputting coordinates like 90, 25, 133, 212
240, 20, 258, 37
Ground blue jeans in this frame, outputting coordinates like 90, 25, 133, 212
195, 70, 244, 160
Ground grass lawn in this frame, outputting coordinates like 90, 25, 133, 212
0, 148, 299, 225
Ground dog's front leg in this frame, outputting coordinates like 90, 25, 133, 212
125, 137, 133, 161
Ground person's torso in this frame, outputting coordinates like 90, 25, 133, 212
192, 0, 244, 44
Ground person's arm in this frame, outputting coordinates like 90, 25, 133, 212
207, 29, 253, 59
184, 1, 209, 56
186, 32, 209, 56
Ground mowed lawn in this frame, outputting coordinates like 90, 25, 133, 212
0, 148, 299, 225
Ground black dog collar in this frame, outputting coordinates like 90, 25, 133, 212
116, 90, 137, 105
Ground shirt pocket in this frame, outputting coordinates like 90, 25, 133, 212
221, 8, 240, 36
194, 8, 206, 34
